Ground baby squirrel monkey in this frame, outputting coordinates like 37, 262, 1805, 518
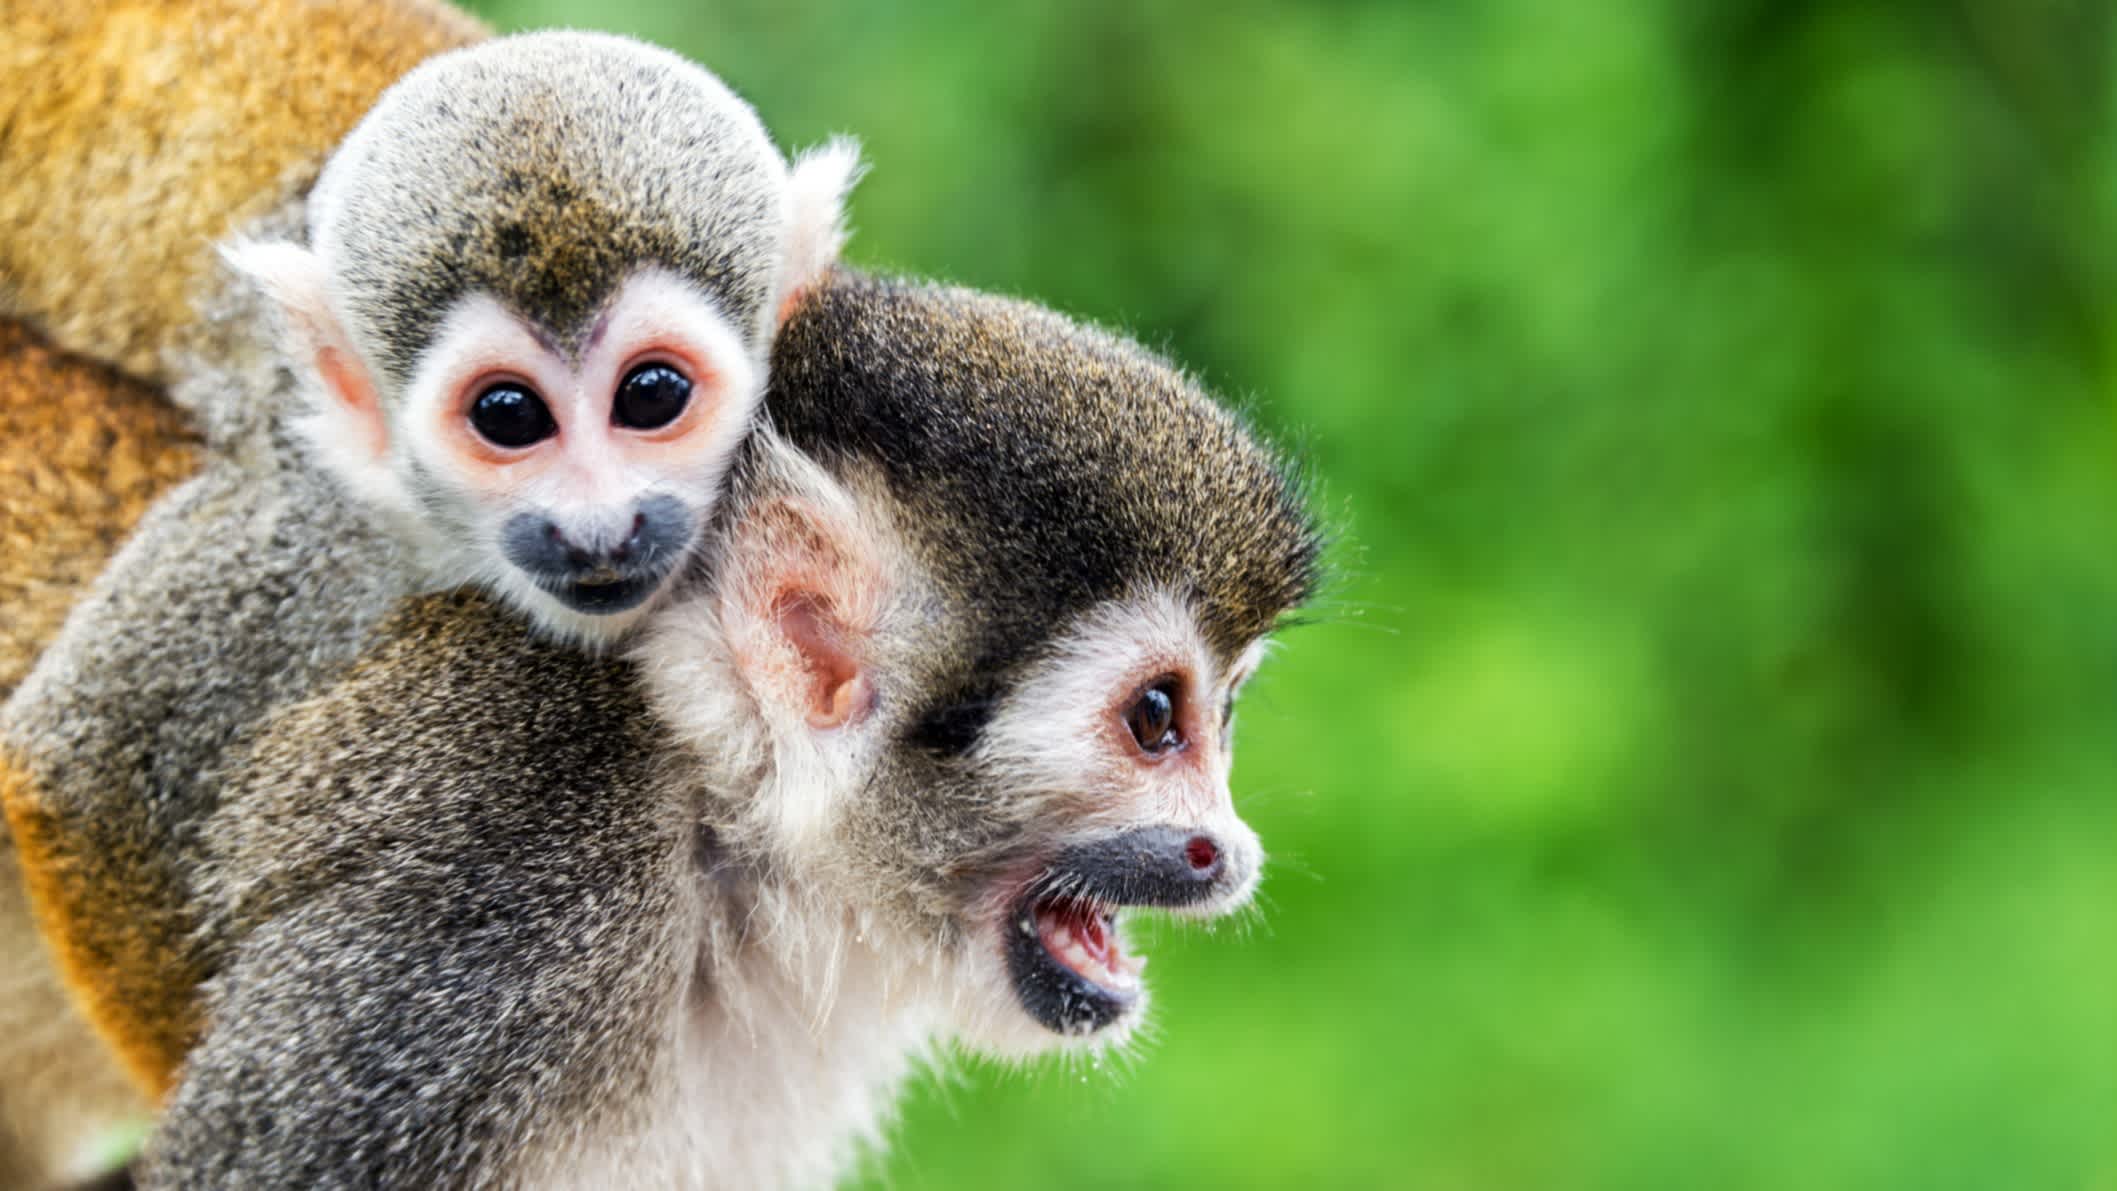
228, 30, 860, 642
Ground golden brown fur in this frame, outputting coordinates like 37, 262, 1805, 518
0, 0, 486, 382
0, 6, 489, 1156
0, 322, 200, 699
0, 319, 195, 1182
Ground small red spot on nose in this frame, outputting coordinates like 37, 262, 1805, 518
1184, 835, 1219, 872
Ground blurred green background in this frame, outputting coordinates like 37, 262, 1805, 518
464, 2, 2117, 1186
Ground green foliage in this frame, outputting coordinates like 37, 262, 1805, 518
469, 1, 2117, 1184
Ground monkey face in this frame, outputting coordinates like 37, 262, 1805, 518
652, 543, 1278, 1057
383, 271, 763, 642
226, 30, 866, 646
902, 590, 1273, 1052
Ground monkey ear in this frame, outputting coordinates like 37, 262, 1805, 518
220, 240, 389, 468
774, 137, 865, 326
720, 445, 887, 735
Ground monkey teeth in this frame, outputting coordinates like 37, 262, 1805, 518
1034, 899, 1144, 991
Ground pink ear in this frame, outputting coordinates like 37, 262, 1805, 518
313, 345, 387, 461
221, 239, 388, 461
776, 138, 865, 327
722, 478, 888, 732
776, 592, 875, 729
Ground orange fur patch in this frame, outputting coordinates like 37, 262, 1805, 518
1, 756, 201, 1097
0, 0, 487, 382
0, 322, 202, 699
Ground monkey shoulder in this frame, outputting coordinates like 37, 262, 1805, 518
200, 589, 687, 951
164, 593, 694, 1188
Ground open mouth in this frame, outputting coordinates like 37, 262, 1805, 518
1006, 894, 1145, 1035
999, 824, 1231, 1036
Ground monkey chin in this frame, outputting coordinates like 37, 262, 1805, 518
479, 563, 678, 648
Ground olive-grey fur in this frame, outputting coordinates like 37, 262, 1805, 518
2, 263, 419, 1085
311, 30, 789, 389
8, 271, 1321, 1187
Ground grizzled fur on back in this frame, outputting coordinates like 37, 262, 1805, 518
767, 270, 1322, 698
313, 31, 787, 388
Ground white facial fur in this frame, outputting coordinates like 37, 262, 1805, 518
633, 457, 1280, 1061
384, 270, 761, 642
224, 112, 865, 647
949, 589, 1273, 1058
977, 589, 1268, 879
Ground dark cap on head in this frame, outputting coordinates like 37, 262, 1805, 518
764, 271, 1324, 677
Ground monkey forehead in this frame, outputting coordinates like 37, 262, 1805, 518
766, 271, 1325, 668
312, 31, 786, 389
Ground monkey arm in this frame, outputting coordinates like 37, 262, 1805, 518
144, 594, 698, 1186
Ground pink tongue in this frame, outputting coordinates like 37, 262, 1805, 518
1074, 908, 1112, 971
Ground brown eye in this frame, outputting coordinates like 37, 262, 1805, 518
469, 383, 556, 448
613, 363, 691, 430
1125, 680, 1181, 755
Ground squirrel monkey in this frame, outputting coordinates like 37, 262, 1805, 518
5, 271, 1324, 1187
227, 31, 861, 642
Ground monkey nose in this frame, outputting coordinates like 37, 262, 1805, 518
1183, 834, 1222, 877
549, 513, 648, 571
1051, 825, 1240, 910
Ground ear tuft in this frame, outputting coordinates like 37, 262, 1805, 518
220, 239, 335, 338
221, 239, 392, 483
776, 137, 866, 325
721, 439, 888, 735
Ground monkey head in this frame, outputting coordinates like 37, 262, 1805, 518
227, 31, 860, 642
638, 274, 1324, 1055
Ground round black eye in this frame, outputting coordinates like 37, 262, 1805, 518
1125, 681, 1181, 755
613, 363, 692, 430
468, 383, 556, 449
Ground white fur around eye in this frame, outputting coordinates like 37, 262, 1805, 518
585, 268, 764, 428
398, 293, 564, 453
974, 587, 1262, 815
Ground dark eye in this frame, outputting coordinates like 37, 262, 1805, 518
909, 694, 998, 756
468, 383, 556, 448
613, 363, 692, 430
1124, 680, 1181, 755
